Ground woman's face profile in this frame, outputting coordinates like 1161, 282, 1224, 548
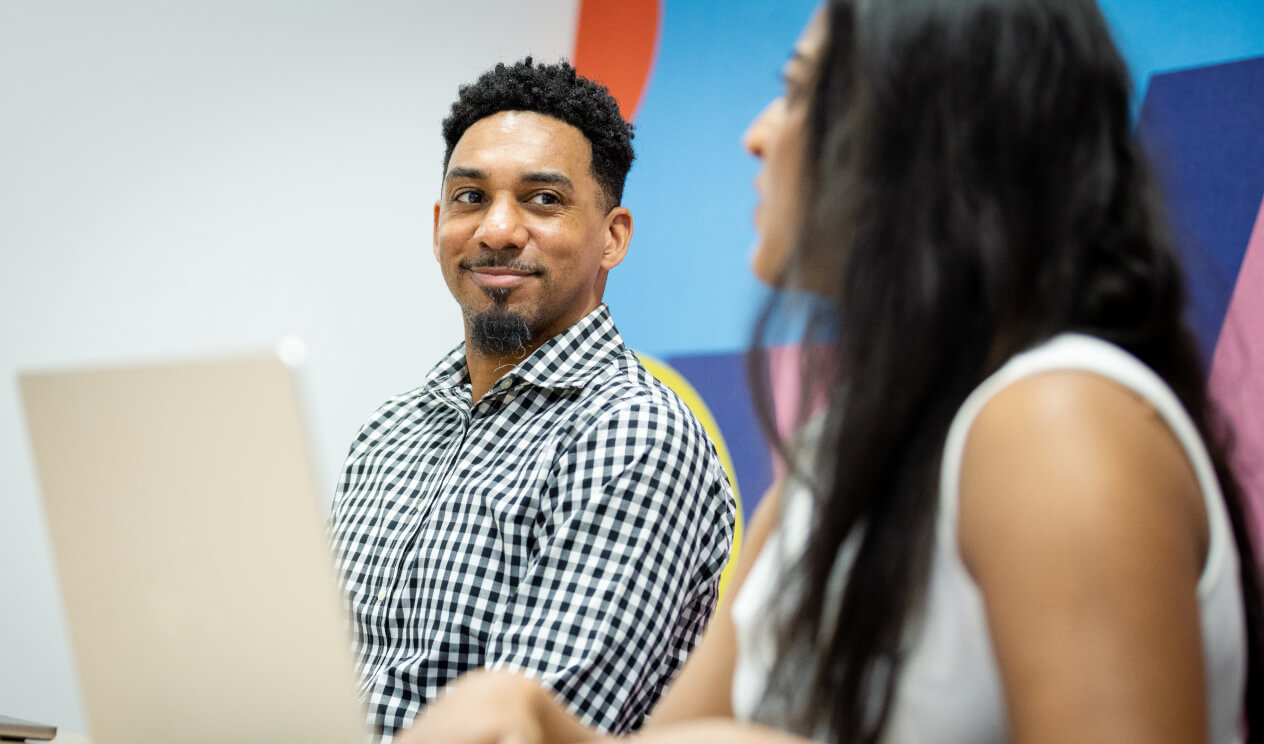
743, 8, 827, 286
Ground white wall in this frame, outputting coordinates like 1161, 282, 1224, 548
0, 0, 579, 731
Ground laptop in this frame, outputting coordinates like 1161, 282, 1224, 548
0, 715, 56, 741
19, 346, 369, 743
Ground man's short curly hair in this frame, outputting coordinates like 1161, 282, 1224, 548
441, 58, 635, 209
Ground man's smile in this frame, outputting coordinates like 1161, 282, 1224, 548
466, 266, 537, 289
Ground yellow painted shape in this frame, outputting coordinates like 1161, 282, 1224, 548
637, 353, 744, 603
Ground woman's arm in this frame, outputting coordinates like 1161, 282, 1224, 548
959, 371, 1210, 744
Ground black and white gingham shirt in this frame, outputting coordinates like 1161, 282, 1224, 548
330, 304, 735, 741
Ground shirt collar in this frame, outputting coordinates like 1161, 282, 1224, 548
421, 303, 626, 398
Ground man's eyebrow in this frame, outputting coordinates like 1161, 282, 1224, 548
443, 167, 574, 191
444, 166, 486, 183
520, 171, 573, 190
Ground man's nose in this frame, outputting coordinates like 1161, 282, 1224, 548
474, 197, 528, 250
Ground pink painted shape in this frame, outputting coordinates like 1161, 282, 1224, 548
1209, 193, 1264, 563
767, 343, 835, 478
767, 344, 802, 478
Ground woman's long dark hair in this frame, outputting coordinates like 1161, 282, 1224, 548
750, 0, 1264, 741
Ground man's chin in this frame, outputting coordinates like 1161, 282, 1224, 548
480, 286, 513, 304
469, 308, 533, 356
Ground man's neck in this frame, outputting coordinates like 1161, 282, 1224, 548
461, 304, 602, 405
463, 341, 543, 406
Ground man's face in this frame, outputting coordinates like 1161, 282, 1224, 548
434, 110, 631, 355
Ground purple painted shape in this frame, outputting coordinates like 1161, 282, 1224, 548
1209, 194, 1264, 556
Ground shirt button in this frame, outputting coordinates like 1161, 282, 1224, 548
377, 588, 387, 602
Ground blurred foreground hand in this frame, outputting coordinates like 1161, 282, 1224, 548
393, 670, 552, 744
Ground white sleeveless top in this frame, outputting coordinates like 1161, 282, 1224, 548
731, 334, 1247, 743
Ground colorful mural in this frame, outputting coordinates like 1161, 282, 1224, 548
1210, 195, 1264, 545
1139, 56, 1264, 543
572, 0, 659, 121
572, 1, 1264, 552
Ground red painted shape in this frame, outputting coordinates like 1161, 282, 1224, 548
572, 0, 660, 122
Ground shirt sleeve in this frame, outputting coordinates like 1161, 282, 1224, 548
483, 397, 735, 733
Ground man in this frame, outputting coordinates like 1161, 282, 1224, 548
330, 58, 735, 742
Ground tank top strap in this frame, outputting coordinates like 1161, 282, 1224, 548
937, 332, 1230, 590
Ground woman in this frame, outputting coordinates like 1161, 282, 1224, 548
401, 0, 1262, 741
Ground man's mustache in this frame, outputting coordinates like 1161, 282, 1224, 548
460, 254, 546, 275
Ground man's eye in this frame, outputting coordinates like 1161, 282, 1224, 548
529, 192, 560, 206
454, 191, 483, 204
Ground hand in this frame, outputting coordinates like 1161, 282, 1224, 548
394, 670, 546, 744
578, 720, 809, 744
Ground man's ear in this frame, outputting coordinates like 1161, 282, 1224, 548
432, 202, 441, 262
601, 206, 633, 270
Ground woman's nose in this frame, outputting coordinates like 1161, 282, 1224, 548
743, 98, 779, 158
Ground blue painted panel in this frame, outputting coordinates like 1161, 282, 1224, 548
607, 0, 817, 358
1137, 56, 1264, 363
610, 1, 1264, 361
666, 350, 775, 514
1098, 0, 1264, 97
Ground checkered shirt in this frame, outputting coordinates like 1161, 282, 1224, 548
330, 304, 735, 741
